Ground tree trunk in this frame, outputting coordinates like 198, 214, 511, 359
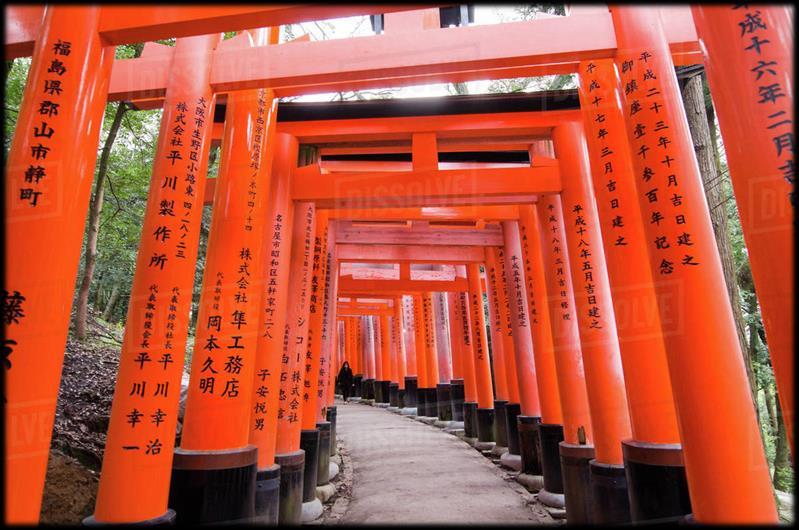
764, 384, 778, 435
101, 284, 121, 322
73, 101, 127, 340
680, 73, 756, 401
772, 396, 792, 491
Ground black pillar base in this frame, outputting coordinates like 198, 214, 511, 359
559, 442, 595, 525
463, 402, 478, 438
416, 386, 428, 416
167, 445, 257, 525
476, 407, 495, 443
83, 510, 176, 526
275, 449, 305, 525
326, 406, 337, 457
363, 378, 375, 400
590, 460, 631, 524
379, 380, 391, 403
299, 430, 320, 503
373, 379, 384, 402
622, 440, 692, 524
493, 400, 509, 447
425, 387, 439, 418
397, 389, 406, 409
389, 382, 400, 407
436, 383, 453, 421
316, 422, 331, 485
505, 402, 522, 455
404, 376, 418, 408
518, 415, 542, 475
254, 464, 280, 524
353, 375, 363, 397
450, 379, 465, 422
539, 423, 564, 494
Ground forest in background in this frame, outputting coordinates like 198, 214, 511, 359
3, 5, 792, 501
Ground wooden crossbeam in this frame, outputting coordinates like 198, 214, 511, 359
338, 275, 469, 294
335, 223, 503, 246
291, 163, 560, 208
337, 244, 485, 263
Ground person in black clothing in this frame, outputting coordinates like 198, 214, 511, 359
337, 361, 354, 402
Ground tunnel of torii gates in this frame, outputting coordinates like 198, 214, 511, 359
3, 3, 793, 526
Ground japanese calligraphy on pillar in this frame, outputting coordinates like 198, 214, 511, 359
19, 38, 72, 208
617, 49, 700, 274
732, 5, 795, 204
458, 292, 472, 348
518, 224, 539, 326
579, 61, 630, 249
496, 250, 516, 336
566, 202, 603, 330
544, 201, 575, 322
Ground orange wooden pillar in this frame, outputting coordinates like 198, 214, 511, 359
467, 262, 495, 447
4, 6, 114, 524
423, 293, 440, 417
433, 293, 452, 377
553, 122, 633, 523
457, 264, 479, 416
377, 313, 392, 404
171, 31, 276, 525
89, 34, 218, 525
501, 222, 549, 479
274, 200, 316, 523
483, 249, 512, 451
401, 295, 419, 410
517, 203, 565, 499
611, 5, 778, 523
362, 315, 376, 399
494, 249, 522, 408
446, 293, 464, 382
576, 57, 688, 522
536, 195, 594, 515
247, 129, 295, 526
319, 221, 339, 452
390, 297, 407, 406
691, 5, 793, 455
447, 289, 472, 424
518, 205, 563, 426
410, 293, 427, 413
299, 210, 333, 497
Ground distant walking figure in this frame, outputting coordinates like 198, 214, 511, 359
337, 361, 354, 402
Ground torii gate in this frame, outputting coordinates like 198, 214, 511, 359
5, 3, 791, 526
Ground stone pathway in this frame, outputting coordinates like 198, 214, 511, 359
333, 401, 556, 525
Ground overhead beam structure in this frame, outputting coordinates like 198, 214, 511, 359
337, 244, 485, 263
335, 223, 504, 247
291, 164, 560, 208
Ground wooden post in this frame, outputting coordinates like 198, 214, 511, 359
5, 6, 114, 523
610, 5, 778, 522
691, 4, 794, 455
91, 33, 219, 524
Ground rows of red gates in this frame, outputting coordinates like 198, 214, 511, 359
4, 4, 792, 526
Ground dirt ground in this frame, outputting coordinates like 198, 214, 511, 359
40, 451, 99, 524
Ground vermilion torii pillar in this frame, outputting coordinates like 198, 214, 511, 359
249, 127, 293, 524
467, 262, 495, 450
501, 222, 547, 483
300, 210, 331, 511
319, 220, 340, 461
171, 30, 275, 525
276, 200, 317, 523
553, 122, 633, 523
494, 247, 521, 416
484, 249, 512, 452
401, 295, 419, 412
411, 293, 428, 415
432, 291, 454, 423
691, 5, 794, 455
89, 33, 219, 525
517, 203, 565, 499
456, 285, 480, 438
445, 292, 466, 423
611, 5, 778, 523
536, 195, 594, 519
576, 57, 689, 523
391, 296, 407, 407
377, 313, 393, 405
5, 6, 114, 524
362, 315, 376, 400
419, 292, 440, 419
